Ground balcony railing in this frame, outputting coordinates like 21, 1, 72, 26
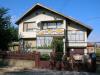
19, 29, 40, 38
66, 42, 87, 47
37, 28, 64, 36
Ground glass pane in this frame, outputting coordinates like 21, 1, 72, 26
45, 37, 53, 46
37, 37, 41, 47
57, 22, 62, 28
79, 31, 84, 40
43, 23, 47, 29
23, 22, 36, 32
48, 23, 56, 29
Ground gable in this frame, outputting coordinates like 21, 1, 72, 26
23, 8, 65, 23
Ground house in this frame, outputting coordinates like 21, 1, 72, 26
15, 3, 92, 55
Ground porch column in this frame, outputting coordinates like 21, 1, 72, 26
63, 39, 66, 55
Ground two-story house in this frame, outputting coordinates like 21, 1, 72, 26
16, 3, 92, 55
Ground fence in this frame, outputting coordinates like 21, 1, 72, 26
0, 51, 35, 60
0, 50, 96, 72
34, 52, 85, 71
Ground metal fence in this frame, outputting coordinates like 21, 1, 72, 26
0, 51, 35, 60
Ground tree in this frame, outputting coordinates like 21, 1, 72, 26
0, 7, 18, 50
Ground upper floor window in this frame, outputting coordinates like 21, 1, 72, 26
23, 22, 36, 32
42, 21, 63, 29
68, 31, 85, 41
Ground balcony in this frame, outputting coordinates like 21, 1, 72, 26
19, 32, 36, 38
19, 29, 39, 38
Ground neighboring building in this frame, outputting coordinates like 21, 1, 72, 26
9, 42, 19, 51
87, 42, 95, 53
16, 3, 92, 55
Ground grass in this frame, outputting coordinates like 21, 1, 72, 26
96, 48, 100, 57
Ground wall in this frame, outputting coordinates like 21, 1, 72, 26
87, 46, 95, 53
0, 59, 35, 68
9, 59, 35, 68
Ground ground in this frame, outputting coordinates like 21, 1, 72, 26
0, 69, 100, 75
0, 64, 100, 75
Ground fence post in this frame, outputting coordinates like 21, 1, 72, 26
35, 52, 40, 68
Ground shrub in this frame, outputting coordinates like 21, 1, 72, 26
51, 37, 63, 52
40, 54, 50, 61
51, 37, 63, 61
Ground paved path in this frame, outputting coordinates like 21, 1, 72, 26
1, 69, 99, 75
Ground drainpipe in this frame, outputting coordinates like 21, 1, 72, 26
94, 42, 96, 53
62, 29, 67, 60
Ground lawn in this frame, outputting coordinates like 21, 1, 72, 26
96, 48, 100, 57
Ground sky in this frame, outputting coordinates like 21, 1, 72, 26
0, 0, 100, 42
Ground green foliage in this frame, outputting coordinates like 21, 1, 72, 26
51, 37, 63, 52
96, 48, 100, 56
0, 7, 18, 50
9, 26, 18, 42
40, 54, 50, 61
51, 37, 63, 61
37, 45, 52, 49
56, 53, 63, 61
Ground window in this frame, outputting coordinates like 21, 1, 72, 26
79, 31, 84, 40
43, 23, 48, 29
42, 21, 62, 29
23, 22, 36, 32
48, 23, 56, 29
68, 31, 84, 41
57, 22, 62, 28
22, 39, 36, 52
37, 37, 53, 48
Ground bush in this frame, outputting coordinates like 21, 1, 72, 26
40, 54, 50, 61
51, 37, 63, 52
37, 45, 52, 49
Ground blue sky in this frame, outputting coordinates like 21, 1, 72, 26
0, 0, 100, 42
